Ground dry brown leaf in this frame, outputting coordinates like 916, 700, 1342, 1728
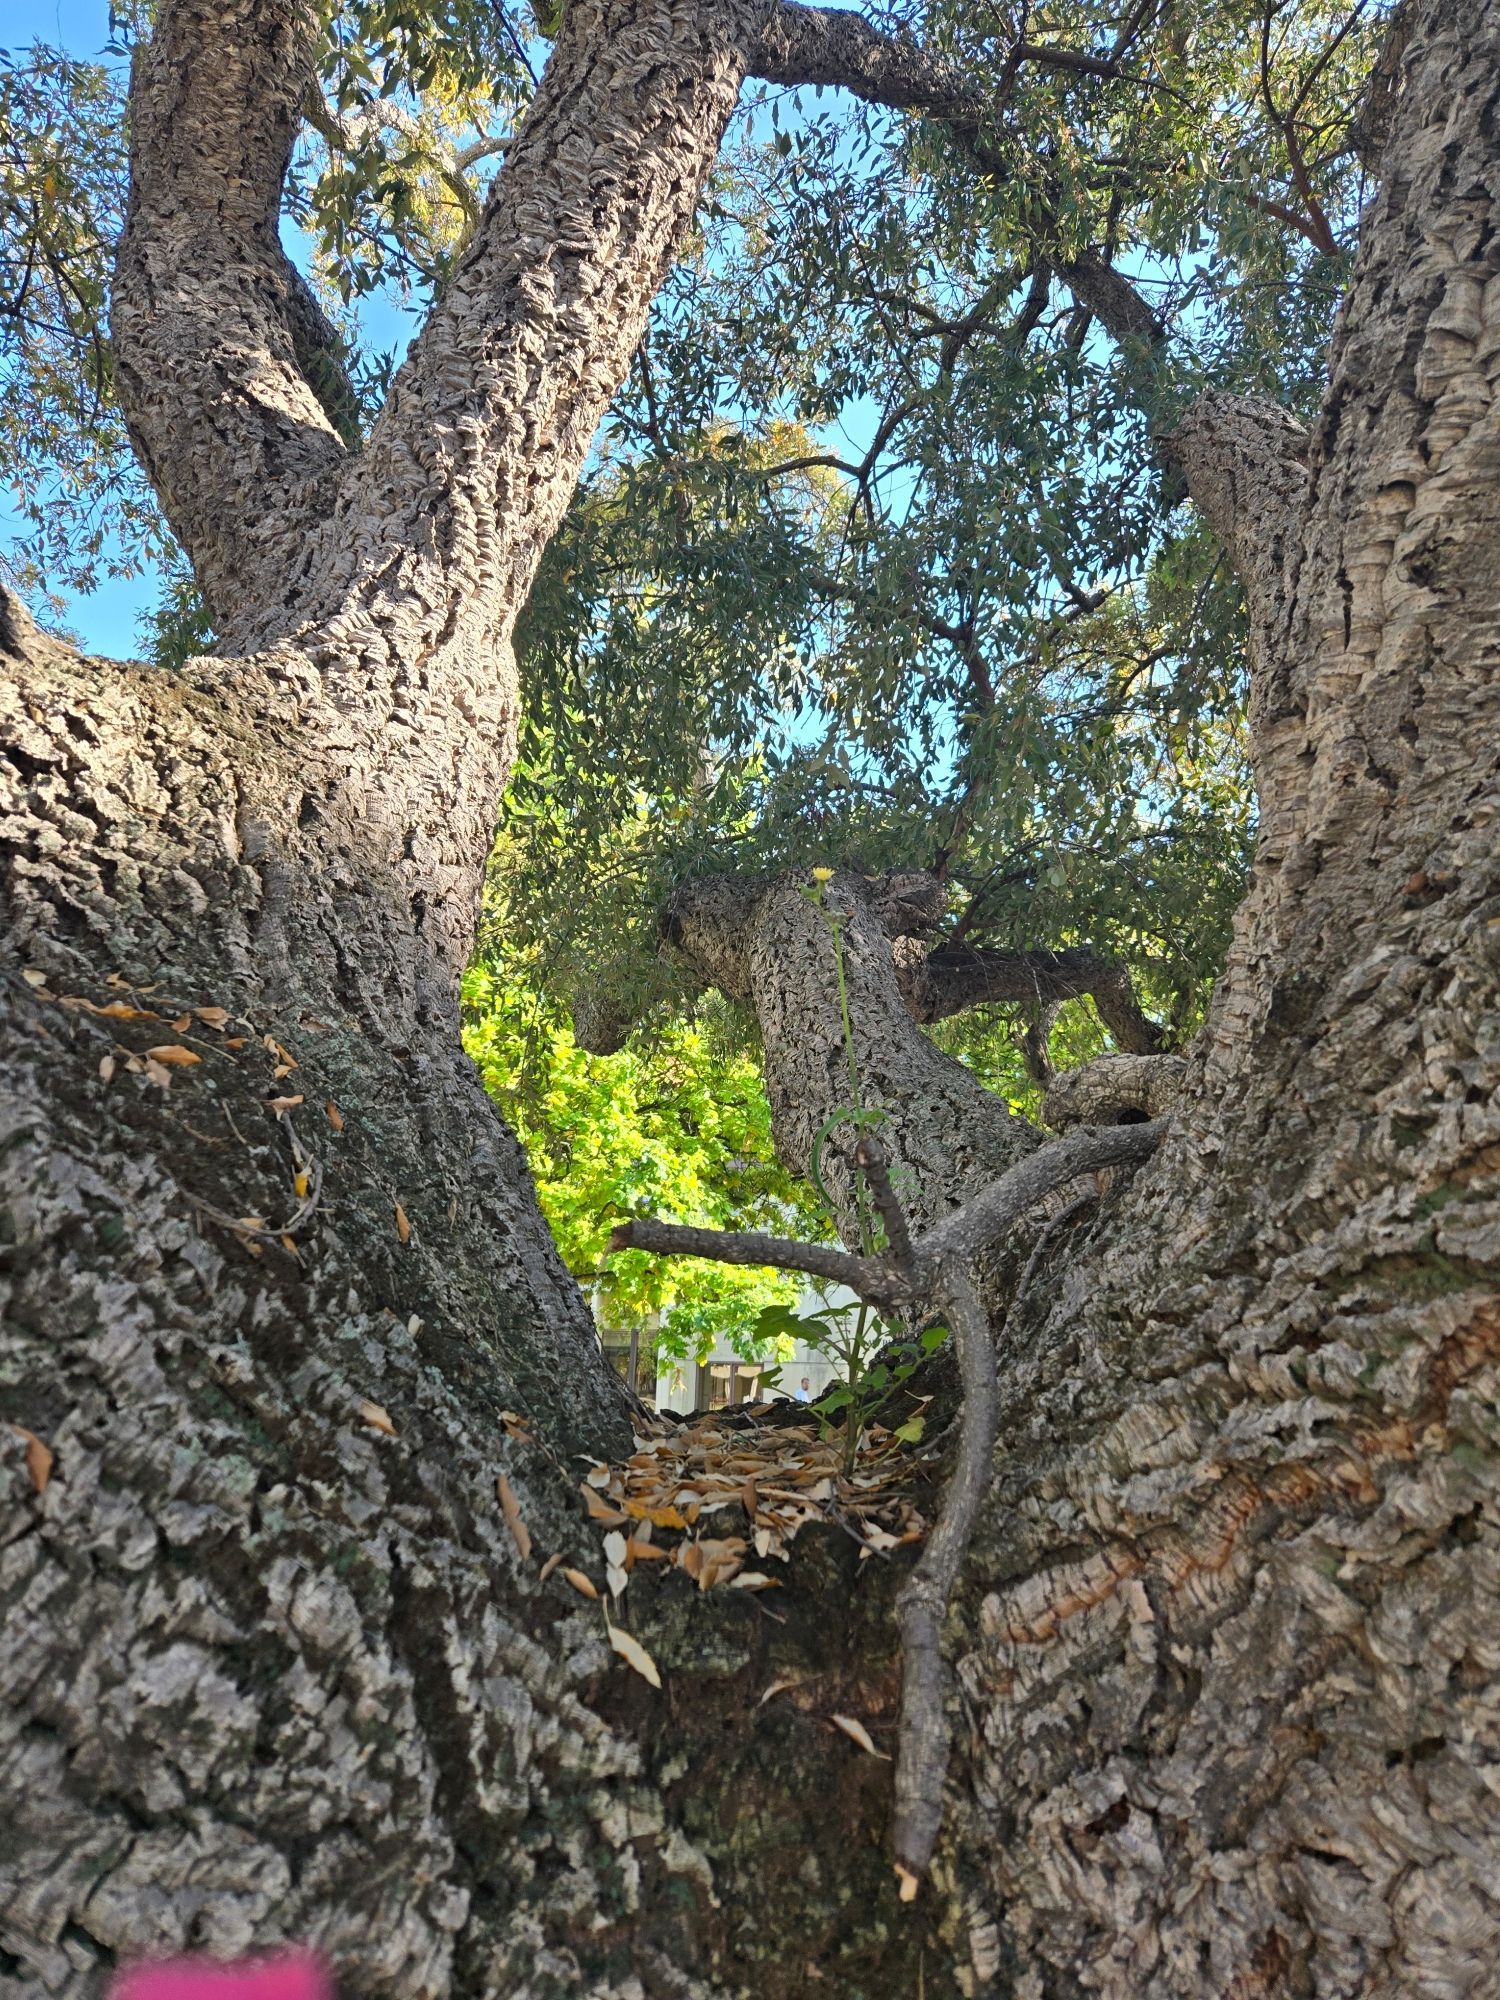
268, 1094, 305, 1112
278, 1234, 302, 1261
562, 1566, 598, 1600
325, 1100, 344, 1131
10, 1425, 52, 1494
538, 1552, 563, 1583
727, 1572, 779, 1590
21, 968, 48, 988
143, 1059, 174, 1090
757, 1676, 801, 1708
831, 1714, 888, 1759
581, 1484, 628, 1525
606, 1563, 628, 1598
98, 1055, 116, 1083
895, 1864, 921, 1904
195, 1007, 231, 1029
678, 1543, 705, 1580
394, 1202, 411, 1244
359, 1400, 396, 1437
621, 1499, 688, 1530
602, 1530, 629, 1571
145, 1044, 202, 1067
224, 1035, 248, 1050
607, 1622, 662, 1689
170, 1012, 192, 1032
584, 1463, 613, 1489
496, 1473, 532, 1562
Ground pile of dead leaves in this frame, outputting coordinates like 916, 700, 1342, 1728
568, 1404, 934, 1604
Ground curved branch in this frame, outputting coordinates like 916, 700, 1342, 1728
916, 1119, 1163, 1268
612, 1109, 1166, 1889
111, 0, 353, 630
894, 940, 1162, 1054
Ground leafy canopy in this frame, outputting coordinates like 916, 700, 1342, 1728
462, 959, 819, 1362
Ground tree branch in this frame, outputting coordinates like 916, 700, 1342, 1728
233, 0, 764, 669
894, 940, 1162, 1054
111, 0, 353, 630
615, 1110, 1166, 1890
607, 1218, 893, 1301
748, 5, 1313, 618
915, 1119, 1163, 1268
1159, 390, 1312, 643
613, 1122, 1164, 1311
752, 6, 1133, 106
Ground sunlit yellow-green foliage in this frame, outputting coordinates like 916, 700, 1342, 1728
461, 969, 820, 1361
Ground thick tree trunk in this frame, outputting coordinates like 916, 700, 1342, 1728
920, 10, 1500, 1992
4, 0, 1500, 1996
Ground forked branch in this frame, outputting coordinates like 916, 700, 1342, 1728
613, 1116, 1167, 1885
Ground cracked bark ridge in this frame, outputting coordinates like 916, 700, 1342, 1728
933, 7, 1500, 1990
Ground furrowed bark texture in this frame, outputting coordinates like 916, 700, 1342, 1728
919, 7, 1500, 1992
6, 0, 1500, 1995
3, 1, 961, 1991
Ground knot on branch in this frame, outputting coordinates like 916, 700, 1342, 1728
1043, 1052, 1185, 1132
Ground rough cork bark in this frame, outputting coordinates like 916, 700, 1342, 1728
2, 0, 1500, 1996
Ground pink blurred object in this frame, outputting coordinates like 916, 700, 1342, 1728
109, 1949, 332, 2000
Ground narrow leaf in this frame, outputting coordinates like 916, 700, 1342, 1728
497, 1472, 533, 1561
831, 1713, 888, 1759
607, 1622, 662, 1689
10, 1425, 52, 1494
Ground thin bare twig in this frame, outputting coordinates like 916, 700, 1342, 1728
608, 1218, 894, 1300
